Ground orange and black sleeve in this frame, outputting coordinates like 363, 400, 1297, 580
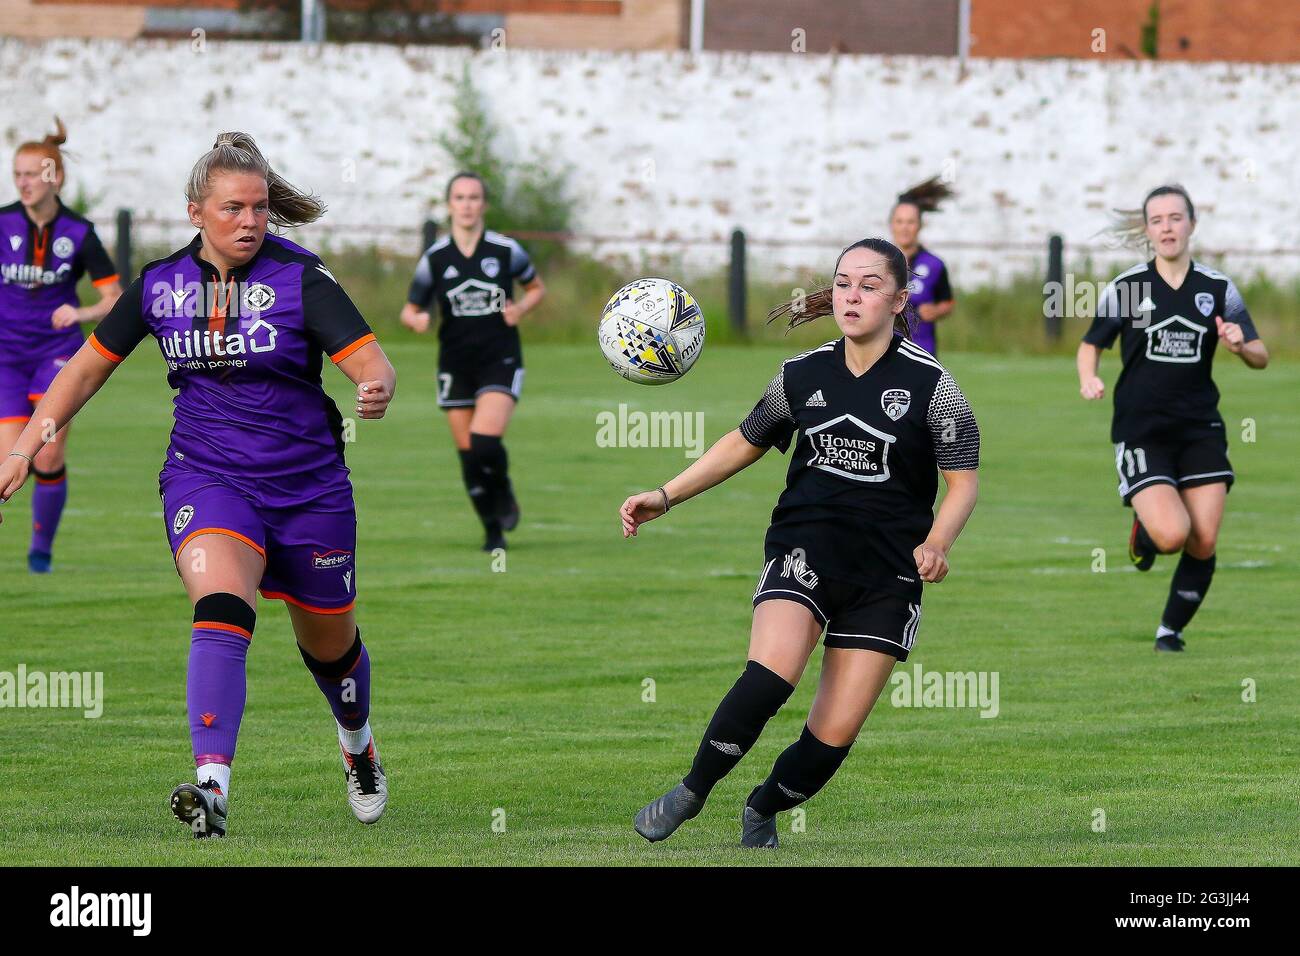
87, 276, 148, 364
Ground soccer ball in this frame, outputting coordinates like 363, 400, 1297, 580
598, 277, 706, 385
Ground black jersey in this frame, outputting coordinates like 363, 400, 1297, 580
739, 335, 980, 600
406, 229, 536, 366
1083, 260, 1257, 443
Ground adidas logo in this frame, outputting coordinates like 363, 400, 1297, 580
777, 782, 808, 801
443, 265, 460, 279
709, 739, 742, 756
1136, 297, 1156, 312
1176, 589, 1201, 602
805, 389, 827, 407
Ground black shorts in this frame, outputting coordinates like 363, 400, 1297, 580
1114, 433, 1234, 505
437, 355, 524, 409
752, 555, 921, 661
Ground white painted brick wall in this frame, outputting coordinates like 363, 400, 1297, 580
2, 39, 1296, 284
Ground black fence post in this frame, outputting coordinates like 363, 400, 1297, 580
729, 228, 747, 335
1045, 233, 1063, 342
421, 219, 438, 255
116, 208, 132, 281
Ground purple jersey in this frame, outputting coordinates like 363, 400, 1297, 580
905, 246, 952, 356
90, 233, 374, 509
0, 198, 118, 357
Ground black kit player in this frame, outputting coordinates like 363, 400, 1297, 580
621, 239, 980, 848
401, 172, 545, 551
1078, 184, 1268, 652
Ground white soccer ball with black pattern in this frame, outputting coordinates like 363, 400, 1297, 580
598, 277, 705, 385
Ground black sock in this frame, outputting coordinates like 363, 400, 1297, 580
470, 433, 510, 514
749, 724, 852, 817
457, 448, 498, 528
1161, 552, 1216, 633
681, 660, 794, 800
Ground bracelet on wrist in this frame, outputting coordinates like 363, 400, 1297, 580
8, 451, 34, 465
657, 486, 671, 514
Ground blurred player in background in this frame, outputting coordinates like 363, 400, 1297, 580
401, 172, 546, 552
889, 177, 955, 356
1, 132, 396, 837
1078, 184, 1268, 652
623, 238, 980, 848
0, 118, 121, 573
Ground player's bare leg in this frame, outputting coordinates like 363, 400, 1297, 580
1129, 483, 1189, 571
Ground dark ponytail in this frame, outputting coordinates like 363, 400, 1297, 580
893, 176, 956, 218
768, 237, 915, 338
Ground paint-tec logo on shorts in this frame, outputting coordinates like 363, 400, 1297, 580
805, 414, 896, 482
312, 549, 353, 570
52, 236, 74, 259
881, 388, 911, 421
242, 282, 276, 313
1195, 292, 1215, 317
173, 505, 195, 535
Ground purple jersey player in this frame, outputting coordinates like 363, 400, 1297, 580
0, 132, 397, 839
1, 118, 122, 573
889, 177, 956, 356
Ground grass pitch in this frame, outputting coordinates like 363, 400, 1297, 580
1, 337, 1295, 865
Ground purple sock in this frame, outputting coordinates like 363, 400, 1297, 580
187, 625, 250, 768
299, 630, 370, 731
29, 467, 67, 555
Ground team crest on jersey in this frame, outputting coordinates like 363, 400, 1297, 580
172, 505, 195, 536
481, 257, 500, 278
1194, 292, 1215, 317
8, 235, 20, 251
52, 236, 74, 259
242, 282, 276, 313
881, 388, 911, 421
805, 414, 896, 483
1145, 315, 1205, 364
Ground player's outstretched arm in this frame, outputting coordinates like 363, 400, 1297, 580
620, 428, 767, 538
335, 340, 396, 420
1076, 341, 1106, 399
914, 468, 979, 583
0, 342, 118, 520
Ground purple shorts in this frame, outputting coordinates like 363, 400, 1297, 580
0, 355, 71, 422
160, 463, 358, 614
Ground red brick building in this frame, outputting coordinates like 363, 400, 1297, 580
3, 1, 1296, 62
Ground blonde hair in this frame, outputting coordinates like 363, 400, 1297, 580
15, 116, 68, 183
185, 131, 325, 228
